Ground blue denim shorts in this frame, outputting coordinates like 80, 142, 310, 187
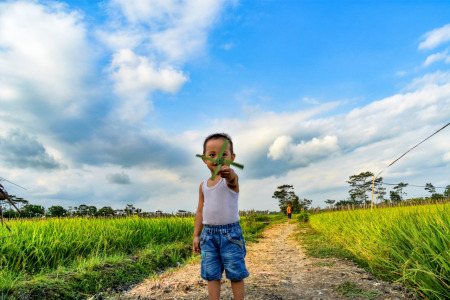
200, 222, 249, 281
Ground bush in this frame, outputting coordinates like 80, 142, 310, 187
296, 212, 309, 223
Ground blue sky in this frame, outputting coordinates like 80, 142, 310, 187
0, 0, 449, 212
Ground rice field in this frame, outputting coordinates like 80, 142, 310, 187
309, 203, 450, 299
0, 216, 194, 273
0, 214, 279, 298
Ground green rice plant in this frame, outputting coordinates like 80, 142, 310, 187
0, 216, 195, 275
309, 203, 450, 299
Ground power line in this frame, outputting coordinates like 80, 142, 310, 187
0, 177, 27, 190
376, 122, 450, 179
381, 182, 447, 188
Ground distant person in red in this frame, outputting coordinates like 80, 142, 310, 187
287, 204, 292, 220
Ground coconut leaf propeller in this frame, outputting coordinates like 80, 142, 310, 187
196, 140, 244, 180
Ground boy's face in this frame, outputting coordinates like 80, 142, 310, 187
203, 138, 235, 174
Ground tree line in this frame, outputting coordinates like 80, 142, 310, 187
0, 198, 186, 218
328, 171, 450, 208
272, 172, 449, 213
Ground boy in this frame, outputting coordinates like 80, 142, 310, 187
193, 133, 249, 300
287, 204, 292, 220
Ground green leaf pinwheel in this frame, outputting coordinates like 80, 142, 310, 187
196, 140, 244, 180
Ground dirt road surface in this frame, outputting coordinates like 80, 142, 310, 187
124, 222, 415, 299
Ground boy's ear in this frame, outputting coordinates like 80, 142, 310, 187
231, 153, 236, 161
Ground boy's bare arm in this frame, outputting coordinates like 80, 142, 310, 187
219, 165, 239, 192
193, 183, 204, 255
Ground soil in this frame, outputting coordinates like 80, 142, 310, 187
123, 222, 416, 300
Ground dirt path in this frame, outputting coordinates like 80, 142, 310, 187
124, 222, 415, 299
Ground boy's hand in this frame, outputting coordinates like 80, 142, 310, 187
218, 165, 235, 182
193, 236, 201, 255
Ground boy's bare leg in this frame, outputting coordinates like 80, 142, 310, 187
207, 280, 220, 300
231, 279, 245, 300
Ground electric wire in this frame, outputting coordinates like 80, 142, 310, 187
381, 182, 447, 188
0, 177, 27, 190
375, 122, 450, 179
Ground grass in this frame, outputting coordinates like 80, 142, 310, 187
295, 222, 359, 261
8, 242, 191, 299
310, 261, 336, 267
334, 281, 381, 299
0, 214, 281, 299
307, 203, 450, 299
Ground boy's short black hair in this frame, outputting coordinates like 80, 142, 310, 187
203, 133, 234, 154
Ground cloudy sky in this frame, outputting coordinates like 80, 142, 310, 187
0, 0, 449, 213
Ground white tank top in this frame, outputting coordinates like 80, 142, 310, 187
202, 178, 240, 225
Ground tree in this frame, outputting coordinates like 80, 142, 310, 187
324, 199, 335, 208
125, 204, 137, 215
1, 208, 20, 218
177, 210, 188, 217
375, 186, 386, 203
425, 183, 445, 199
88, 206, 97, 216
67, 206, 74, 216
444, 185, 450, 199
77, 204, 90, 216
48, 205, 67, 217
371, 177, 384, 204
300, 198, 313, 210
335, 199, 352, 208
21, 204, 45, 217
390, 191, 401, 203
272, 185, 297, 214
6, 195, 28, 210
393, 182, 408, 201
96, 206, 116, 216
347, 171, 374, 204
424, 183, 436, 195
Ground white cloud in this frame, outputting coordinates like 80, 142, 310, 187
405, 71, 450, 90
444, 152, 450, 162
109, 0, 184, 24
96, 29, 143, 51
106, 0, 229, 63
424, 49, 450, 66
267, 135, 292, 160
268, 135, 339, 166
111, 49, 188, 94
0, 1, 93, 112
395, 71, 408, 77
0, 84, 21, 102
109, 49, 188, 122
302, 97, 320, 105
100, 0, 232, 123
419, 24, 450, 50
